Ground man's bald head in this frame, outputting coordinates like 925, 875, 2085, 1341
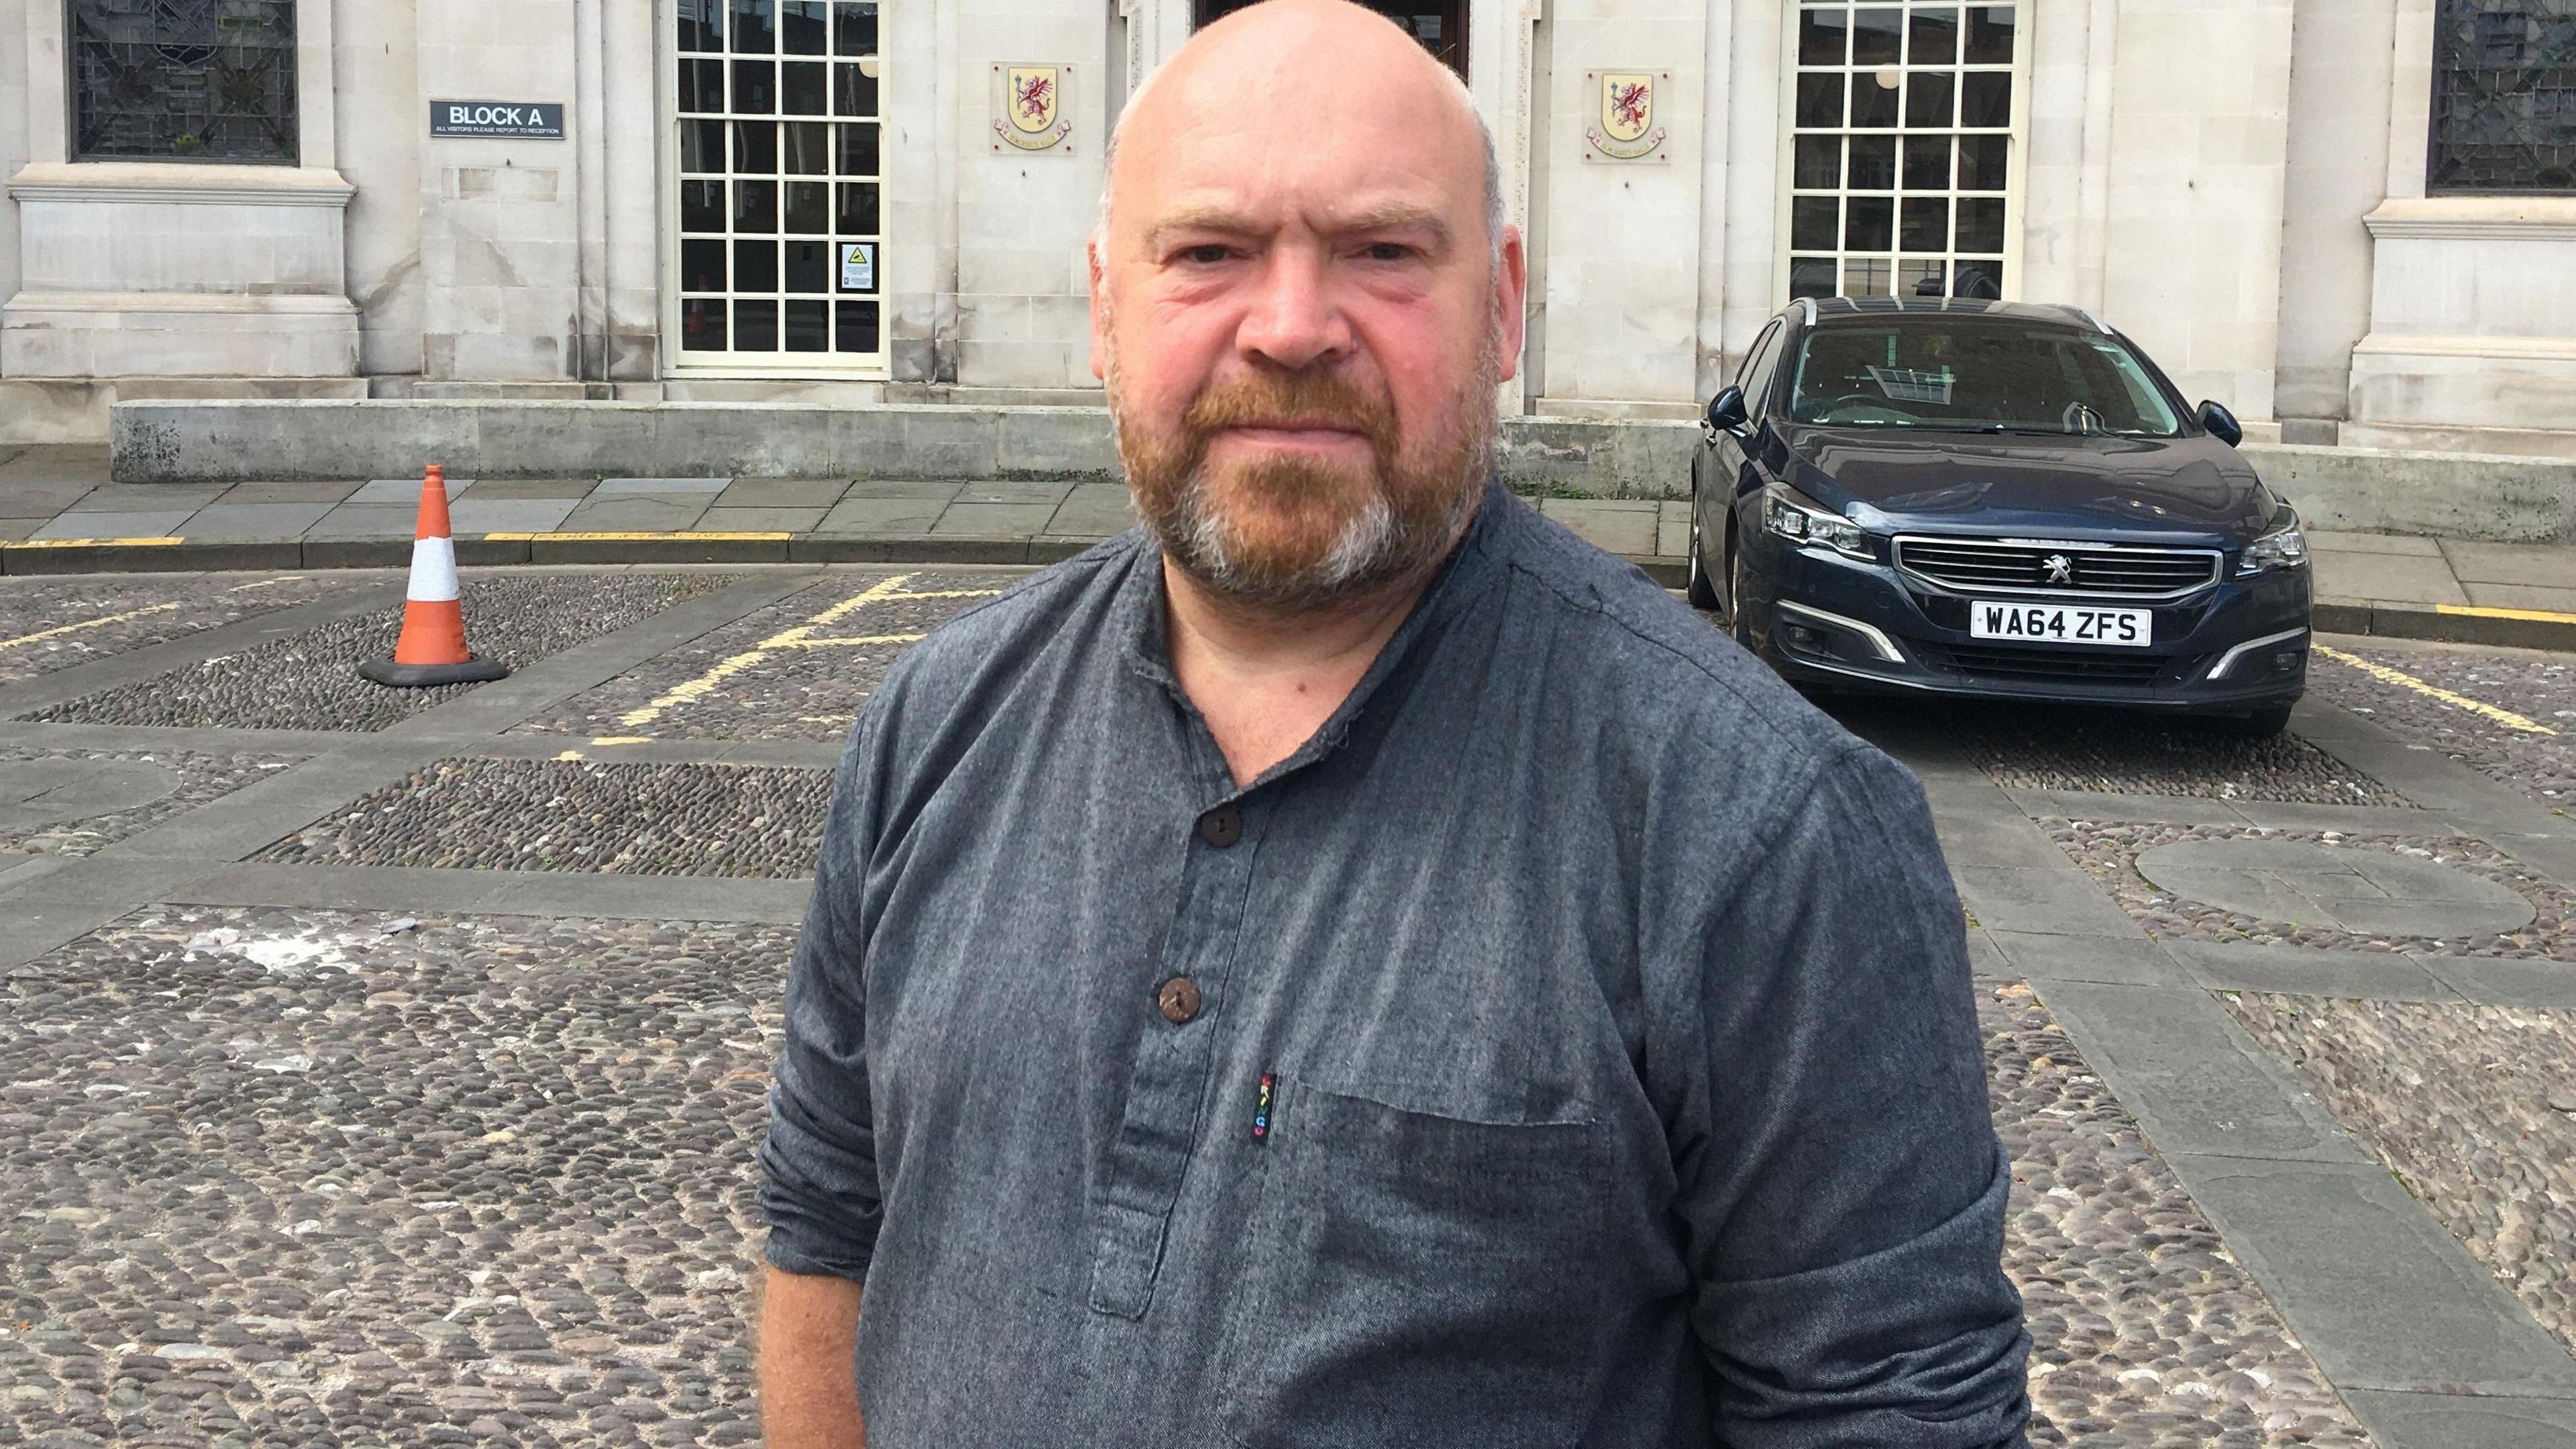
1096, 0, 1502, 257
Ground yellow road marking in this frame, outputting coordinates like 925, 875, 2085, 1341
229, 576, 307, 591
0, 601, 183, 653
6, 537, 184, 549
2314, 644, 2558, 737
590, 736, 653, 746
610, 573, 1002, 731
2432, 602, 2576, 627
483, 531, 794, 543
553, 750, 585, 761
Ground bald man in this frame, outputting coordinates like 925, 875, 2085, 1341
754, 3, 2031, 1445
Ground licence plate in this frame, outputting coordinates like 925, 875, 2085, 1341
1969, 601, 2153, 647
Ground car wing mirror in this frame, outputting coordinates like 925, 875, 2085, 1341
1705, 385, 1750, 437
2198, 399, 2243, 447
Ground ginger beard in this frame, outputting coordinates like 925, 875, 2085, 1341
1107, 318, 1501, 612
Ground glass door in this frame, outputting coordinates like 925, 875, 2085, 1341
670, 0, 886, 373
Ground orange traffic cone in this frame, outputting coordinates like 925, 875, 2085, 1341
358, 464, 509, 688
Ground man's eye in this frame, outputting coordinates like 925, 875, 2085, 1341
1181, 244, 1232, 264
1362, 242, 1412, 262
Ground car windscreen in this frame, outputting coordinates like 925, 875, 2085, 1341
1786, 319, 2187, 437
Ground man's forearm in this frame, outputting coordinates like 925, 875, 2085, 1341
758, 1266, 867, 1449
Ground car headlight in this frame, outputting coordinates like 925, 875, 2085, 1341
2239, 517, 2309, 576
1762, 487, 1874, 561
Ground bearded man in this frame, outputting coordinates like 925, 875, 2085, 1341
754, 1, 2031, 1444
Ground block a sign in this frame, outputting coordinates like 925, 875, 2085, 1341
430, 101, 567, 139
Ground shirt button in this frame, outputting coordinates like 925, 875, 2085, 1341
1157, 976, 1203, 1025
1197, 804, 1243, 848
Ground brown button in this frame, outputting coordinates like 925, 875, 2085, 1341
1197, 805, 1243, 848
1157, 976, 1203, 1025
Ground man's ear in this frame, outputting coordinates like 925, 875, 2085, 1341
1087, 233, 1110, 383
1492, 223, 1529, 384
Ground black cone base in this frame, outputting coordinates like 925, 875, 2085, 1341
358, 656, 511, 688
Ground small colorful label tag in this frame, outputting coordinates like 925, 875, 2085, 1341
1252, 1072, 1275, 1141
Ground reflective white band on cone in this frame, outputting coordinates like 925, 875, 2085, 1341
408, 536, 461, 602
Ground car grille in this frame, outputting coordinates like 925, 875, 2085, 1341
1925, 643, 2177, 684
1894, 537, 2221, 598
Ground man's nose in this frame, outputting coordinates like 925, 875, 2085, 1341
1236, 246, 1352, 373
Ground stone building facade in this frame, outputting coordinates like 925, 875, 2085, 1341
1, 0, 2572, 454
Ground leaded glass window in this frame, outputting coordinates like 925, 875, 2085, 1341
1784, 3, 2020, 303
674, 0, 885, 367
70, 0, 299, 164
2429, 0, 2576, 193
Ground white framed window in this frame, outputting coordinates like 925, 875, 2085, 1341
1776, 2, 2028, 304
665, 0, 887, 376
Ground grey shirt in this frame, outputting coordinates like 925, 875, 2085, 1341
757, 484, 2031, 1448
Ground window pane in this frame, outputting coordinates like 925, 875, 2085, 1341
1909, 7, 1960, 66
784, 61, 829, 115
836, 64, 881, 117
682, 239, 727, 291
1905, 72, 1954, 129
1900, 259, 1947, 297
1958, 133, 2009, 190
680, 59, 724, 113
1902, 134, 1953, 190
786, 299, 831, 352
734, 120, 778, 172
1788, 256, 1839, 301
682, 179, 726, 231
681, 119, 727, 173
837, 300, 883, 352
679, 0, 723, 52
735, 180, 778, 232
1792, 195, 1841, 250
1799, 7, 1851, 66
1796, 74, 1845, 127
682, 299, 729, 350
838, 122, 881, 176
2429, 1, 2576, 193
784, 121, 832, 174
69, 0, 300, 163
1900, 196, 1950, 252
786, 240, 831, 292
1843, 256, 1892, 297
1794, 133, 1843, 189
737, 299, 780, 350
731, 0, 775, 52
1851, 7, 1902, 64
1953, 260, 2004, 299
1960, 70, 2012, 127
782, 0, 829, 54
1851, 71, 1901, 127
1845, 196, 1894, 250
1848, 135, 1896, 189
785, 180, 830, 233
1957, 196, 2008, 252
837, 182, 882, 235
733, 59, 776, 113
735, 239, 779, 291
835, 1, 879, 55
1964, 5, 2016, 64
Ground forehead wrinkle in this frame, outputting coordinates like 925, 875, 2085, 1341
1142, 198, 1457, 253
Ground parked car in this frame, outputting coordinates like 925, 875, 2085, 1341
1688, 297, 2312, 735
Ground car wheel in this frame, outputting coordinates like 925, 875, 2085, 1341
2215, 703, 2295, 739
1685, 502, 1721, 610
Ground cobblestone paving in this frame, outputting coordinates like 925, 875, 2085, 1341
0, 907, 787, 1449
514, 570, 1014, 742
2219, 991, 2576, 1360
1937, 704, 2410, 807
0, 576, 349, 688
2047, 819, 2576, 959
23, 576, 736, 734
257, 759, 830, 878
2310, 645, 2576, 814
0, 748, 306, 858
1986, 979, 2371, 1447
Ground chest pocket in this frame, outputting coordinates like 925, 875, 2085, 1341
1215, 1078, 1607, 1449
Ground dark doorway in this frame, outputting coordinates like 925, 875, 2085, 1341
1193, 0, 1468, 79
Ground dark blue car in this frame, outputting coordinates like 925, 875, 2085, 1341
1688, 297, 2312, 735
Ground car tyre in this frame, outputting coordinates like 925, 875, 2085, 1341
1685, 502, 1722, 611
2215, 703, 2295, 739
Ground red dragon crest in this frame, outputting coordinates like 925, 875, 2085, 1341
1609, 80, 1650, 131
1015, 70, 1055, 121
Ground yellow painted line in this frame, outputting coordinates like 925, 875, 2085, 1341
2432, 602, 2576, 627
6, 537, 184, 549
2314, 644, 2558, 736
773, 633, 924, 651
229, 576, 307, 591
482, 531, 793, 543
553, 750, 585, 762
590, 736, 653, 746
0, 601, 183, 652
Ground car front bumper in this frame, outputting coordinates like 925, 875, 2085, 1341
1736, 532, 2313, 711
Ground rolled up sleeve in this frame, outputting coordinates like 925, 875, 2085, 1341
1674, 744, 2030, 1447
755, 719, 888, 1281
